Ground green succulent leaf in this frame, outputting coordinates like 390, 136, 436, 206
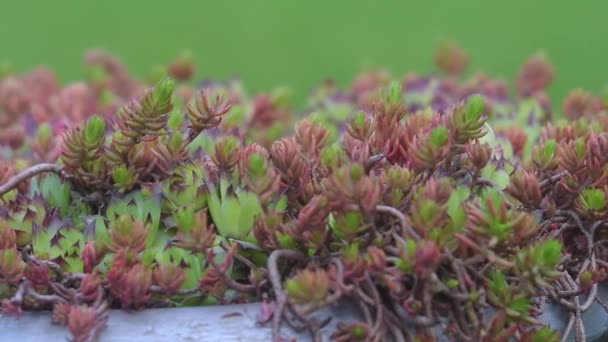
106, 190, 161, 248
32, 230, 52, 259
58, 229, 84, 256
480, 164, 510, 190
430, 126, 449, 147
168, 108, 185, 131
534, 239, 562, 269
223, 104, 244, 127
488, 270, 507, 296
274, 196, 288, 213
37, 174, 72, 216
531, 327, 560, 342
84, 116, 106, 145
580, 188, 606, 211
208, 184, 262, 243
447, 185, 470, 231
465, 94, 485, 121
64, 256, 84, 273
446, 279, 459, 289
92, 215, 111, 251
385, 81, 403, 104
508, 296, 531, 316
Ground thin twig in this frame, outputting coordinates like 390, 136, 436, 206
267, 249, 306, 342
539, 170, 569, 188
560, 314, 575, 342
220, 241, 260, 271
356, 299, 374, 327
286, 302, 327, 342
10, 281, 28, 304
376, 205, 421, 241
10, 280, 67, 306
0, 163, 63, 196
364, 274, 384, 338
206, 250, 257, 293
28, 288, 67, 304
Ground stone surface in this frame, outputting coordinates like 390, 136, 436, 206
538, 284, 608, 342
0, 300, 362, 342
1, 287, 607, 341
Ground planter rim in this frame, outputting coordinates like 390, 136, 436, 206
2, 287, 608, 342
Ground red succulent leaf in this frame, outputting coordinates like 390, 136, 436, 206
79, 272, 101, 303
24, 262, 50, 287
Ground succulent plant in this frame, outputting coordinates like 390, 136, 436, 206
2, 44, 607, 342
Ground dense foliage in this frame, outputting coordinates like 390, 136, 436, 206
1, 44, 607, 342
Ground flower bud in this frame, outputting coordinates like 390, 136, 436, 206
270, 137, 308, 193
79, 272, 101, 302
167, 50, 196, 82
82, 241, 100, 273
558, 138, 585, 174
25, 262, 50, 287
532, 139, 559, 171
120, 264, 153, 309
434, 41, 469, 76
0, 248, 25, 284
445, 96, 488, 145
0, 77, 29, 117
465, 140, 492, 170
563, 89, 592, 121
586, 133, 608, 170
506, 170, 542, 207
212, 136, 241, 172
516, 53, 554, 97
186, 89, 232, 133
153, 263, 186, 293
410, 127, 451, 172
414, 240, 441, 277
343, 134, 370, 164
107, 215, 148, 254
172, 209, 216, 254
285, 268, 330, 305
294, 118, 329, 156
0, 220, 16, 250
68, 305, 98, 342
346, 111, 373, 141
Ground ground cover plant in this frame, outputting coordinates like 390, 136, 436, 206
1, 44, 608, 341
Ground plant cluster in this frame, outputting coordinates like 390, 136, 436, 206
1, 45, 608, 342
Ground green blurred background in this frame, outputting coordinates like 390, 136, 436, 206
1, 0, 606, 107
